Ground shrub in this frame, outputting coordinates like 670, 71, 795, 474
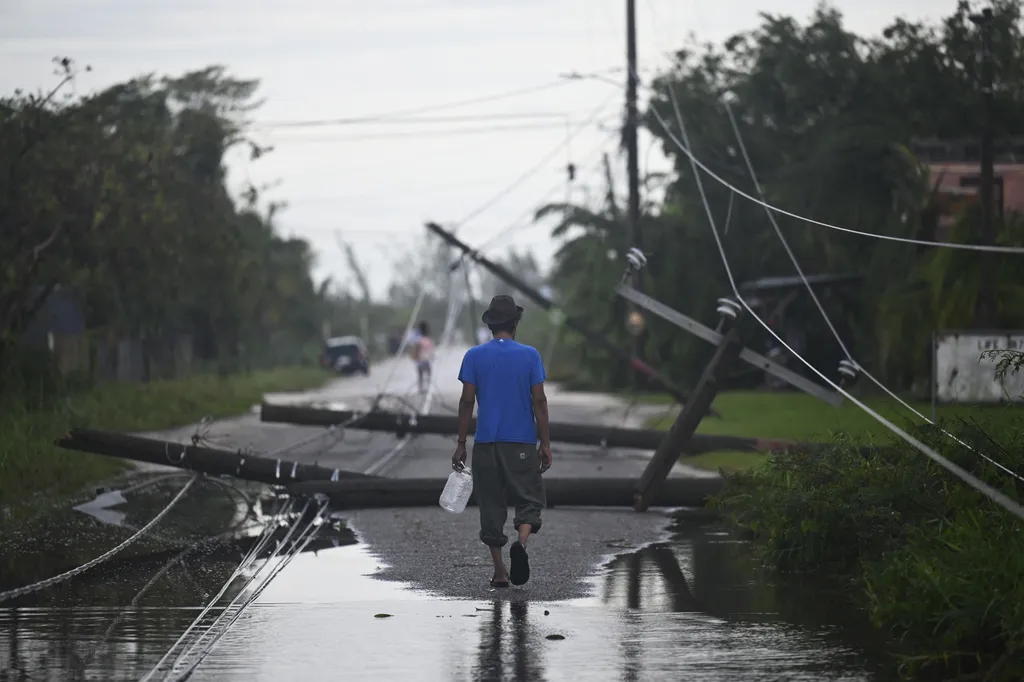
711, 412, 1024, 680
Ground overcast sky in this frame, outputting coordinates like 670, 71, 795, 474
3, 0, 947, 300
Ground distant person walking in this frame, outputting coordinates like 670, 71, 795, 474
475, 325, 489, 346
410, 321, 435, 393
452, 295, 552, 588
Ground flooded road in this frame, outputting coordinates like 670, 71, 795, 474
1, 519, 892, 681
2, 348, 894, 680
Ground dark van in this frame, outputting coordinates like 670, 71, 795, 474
321, 336, 370, 376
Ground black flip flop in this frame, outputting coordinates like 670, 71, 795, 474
490, 579, 509, 588
509, 541, 530, 586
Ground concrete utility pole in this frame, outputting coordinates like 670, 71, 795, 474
625, 0, 646, 384
971, 7, 997, 328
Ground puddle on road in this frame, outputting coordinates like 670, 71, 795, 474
1, 518, 893, 681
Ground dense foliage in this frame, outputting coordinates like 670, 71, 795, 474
0, 60, 332, 388
711, 414, 1024, 680
545, 1, 1024, 392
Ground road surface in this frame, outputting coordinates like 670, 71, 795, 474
1, 346, 887, 681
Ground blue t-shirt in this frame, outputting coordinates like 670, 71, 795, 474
458, 339, 546, 444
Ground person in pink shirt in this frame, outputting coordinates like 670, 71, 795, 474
411, 321, 435, 393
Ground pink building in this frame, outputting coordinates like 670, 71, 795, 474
915, 138, 1024, 235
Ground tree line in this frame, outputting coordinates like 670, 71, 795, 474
0, 60, 334, 384
0, 56, 557, 394
545, 0, 1024, 393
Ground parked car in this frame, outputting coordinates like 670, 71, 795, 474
321, 335, 370, 376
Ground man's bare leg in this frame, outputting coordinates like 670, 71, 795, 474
518, 523, 532, 547
490, 546, 509, 583
509, 524, 532, 586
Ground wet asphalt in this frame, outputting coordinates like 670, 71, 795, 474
145, 345, 715, 601
0, 346, 895, 680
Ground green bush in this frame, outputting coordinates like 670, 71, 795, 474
0, 366, 329, 510
711, 412, 1024, 680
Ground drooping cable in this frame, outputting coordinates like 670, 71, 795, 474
649, 84, 1024, 521
473, 128, 622, 255
140, 497, 300, 681
0, 474, 200, 604
719, 98, 1024, 484
165, 500, 330, 681
251, 76, 608, 129
454, 89, 621, 228
648, 87, 1024, 255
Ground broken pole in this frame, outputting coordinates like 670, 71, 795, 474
634, 299, 745, 512
424, 220, 702, 409
56, 428, 378, 486
259, 402, 805, 455
287, 476, 723, 509
615, 282, 843, 407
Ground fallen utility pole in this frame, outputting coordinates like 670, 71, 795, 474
634, 300, 744, 512
616, 282, 843, 407
425, 220, 698, 408
56, 429, 377, 485
260, 402, 872, 457
287, 476, 722, 509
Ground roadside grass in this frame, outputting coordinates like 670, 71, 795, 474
680, 450, 768, 473
640, 390, 1010, 473
0, 366, 330, 510
711, 412, 1024, 681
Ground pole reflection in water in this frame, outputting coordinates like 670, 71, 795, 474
0, 517, 896, 681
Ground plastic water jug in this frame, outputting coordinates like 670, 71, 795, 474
439, 468, 473, 513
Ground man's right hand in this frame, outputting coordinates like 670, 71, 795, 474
452, 442, 468, 470
539, 443, 553, 473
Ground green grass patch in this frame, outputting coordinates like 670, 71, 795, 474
681, 450, 767, 473
644, 390, 998, 444
710, 414, 1024, 680
0, 366, 329, 509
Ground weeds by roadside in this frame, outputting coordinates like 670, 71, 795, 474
0, 366, 329, 510
710, 412, 1024, 680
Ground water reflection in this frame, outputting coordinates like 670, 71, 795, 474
1, 517, 896, 681
0, 490, 355, 681
473, 600, 548, 682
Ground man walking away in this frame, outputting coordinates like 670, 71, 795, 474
452, 295, 553, 588
411, 321, 434, 394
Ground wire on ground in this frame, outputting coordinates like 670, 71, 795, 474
0, 474, 200, 604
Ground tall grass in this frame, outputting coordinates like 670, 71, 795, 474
0, 362, 329, 510
711, 411, 1024, 680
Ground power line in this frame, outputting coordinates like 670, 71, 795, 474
647, 86, 1024, 255
453, 90, 622, 228
250, 73, 620, 129
253, 111, 587, 129
0, 475, 199, 604
473, 129, 621, 254
629, 0, 1024, 256
653, 86, 1024, 521
252, 119, 618, 144
640, 0, 1020, 483
720, 98, 1024, 485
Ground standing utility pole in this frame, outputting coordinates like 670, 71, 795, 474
625, 0, 646, 383
462, 262, 478, 344
972, 7, 996, 328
